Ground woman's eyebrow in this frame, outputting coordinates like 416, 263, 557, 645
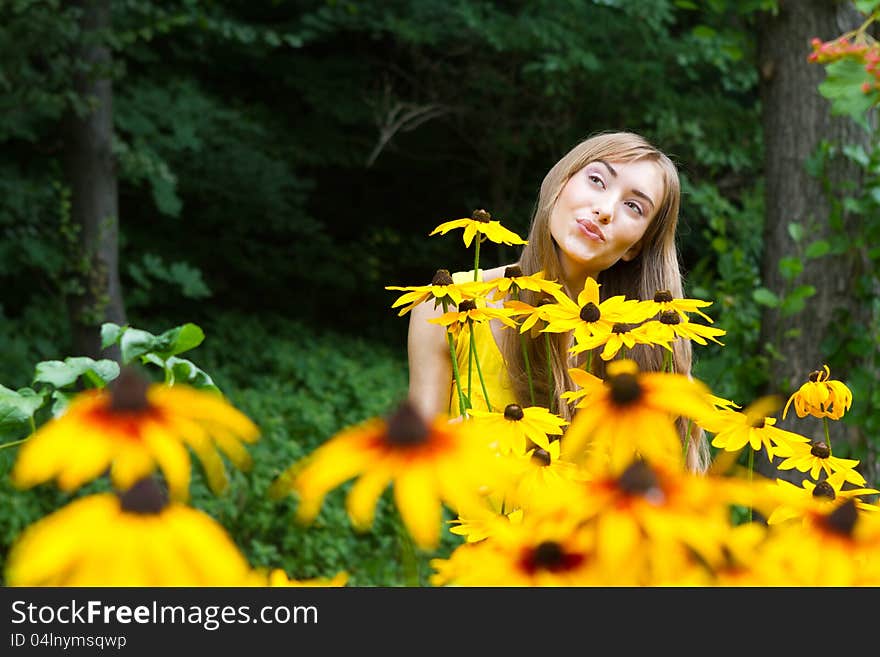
596, 159, 656, 210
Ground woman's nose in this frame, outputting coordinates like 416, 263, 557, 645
593, 205, 612, 224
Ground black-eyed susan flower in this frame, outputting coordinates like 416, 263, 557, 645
540, 277, 652, 344
782, 364, 853, 420
570, 320, 673, 361
501, 441, 589, 514
766, 477, 879, 526
4, 477, 252, 586
561, 360, 713, 472
431, 508, 598, 586
755, 498, 880, 585
702, 397, 808, 461
272, 400, 509, 550
559, 458, 740, 584
776, 440, 867, 487
10, 367, 260, 501
385, 269, 491, 316
429, 208, 528, 248
640, 311, 727, 347
467, 403, 568, 455
448, 505, 523, 544
428, 299, 519, 336
489, 267, 563, 301
641, 289, 716, 323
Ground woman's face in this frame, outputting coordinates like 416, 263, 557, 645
548, 158, 663, 282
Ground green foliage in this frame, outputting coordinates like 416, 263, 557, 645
818, 58, 878, 131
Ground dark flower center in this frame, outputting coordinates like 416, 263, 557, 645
530, 448, 551, 466
808, 370, 822, 382
617, 459, 661, 495
504, 265, 523, 278
458, 300, 477, 312
471, 209, 492, 223
752, 417, 766, 429
823, 499, 858, 536
386, 401, 430, 447
119, 477, 168, 514
812, 480, 836, 500
612, 322, 635, 334
109, 367, 151, 413
504, 403, 524, 421
521, 540, 584, 574
609, 372, 643, 405
654, 290, 673, 303
659, 310, 680, 325
810, 441, 831, 458
579, 302, 601, 322
431, 269, 453, 286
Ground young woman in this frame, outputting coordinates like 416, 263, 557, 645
406, 131, 711, 472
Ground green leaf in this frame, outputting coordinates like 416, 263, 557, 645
120, 328, 159, 364
692, 25, 716, 39
854, 1, 880, 14
166, 357, 219, 391
34, 357, 120, 389
818, 59, 875, 130
101, 322, 125, 349
753, 287, 779, 307
787, 222, 803, 242
152, 323, 206, 359
781, 285, 816, 317
0, 385, 47, 438
805, 240, 830, 258
778, 256, 803, 281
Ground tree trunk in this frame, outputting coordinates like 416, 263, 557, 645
756, 0, 875, 480
63, 0, 125, 361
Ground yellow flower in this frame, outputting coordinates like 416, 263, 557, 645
467, 403, 568, 454
776, 440, 867, 486
783, 365, 853, 420
429, 209, 527, 248
489, 267, 563, 300
702, 396, 808, 461
248, 568, 349, 587
640, 312, 727, 347
272, 400, 507, 550
766, 477, 879, 526
641, 289, 716, 323
570, 320, 673, 361
540, 277, 652, 344
428, 299, 519, 336
431, 508, 598, 586
385, 269, 491, 316
448, 506, 523, 544
10, 367, 260, 501
501, 441, 589, 514
4, 478, 252, 586
561, 359, 713, 472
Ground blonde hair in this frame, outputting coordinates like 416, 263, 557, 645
503, 131, 711, 472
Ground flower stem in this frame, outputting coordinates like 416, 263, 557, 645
473, 236, 481, 281
663, 349, 673, 373
544, 331, 554, 413
0, 437, 28, 451
747, 448, 754, 523
395, 511, 420, 587
520, 333, 536, 406
468, 319, 493, 412
823, 417, 832, 450
442, 298, 468, 416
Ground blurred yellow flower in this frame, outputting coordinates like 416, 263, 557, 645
782, 364, 852, 421
272, 400, 508, 550
11, 367, 260, 501
5, 478, 252, 586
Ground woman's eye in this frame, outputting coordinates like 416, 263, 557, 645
588, 174, 605, 188
625, 201, 644, 216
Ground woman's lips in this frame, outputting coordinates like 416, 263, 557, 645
575, 218, 605, 241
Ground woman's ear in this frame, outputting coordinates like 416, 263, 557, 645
621, 240, 643, 262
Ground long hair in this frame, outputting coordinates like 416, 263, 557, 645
502, 131, 711, 472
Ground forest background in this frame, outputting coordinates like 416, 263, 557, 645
0, 0, 878, 585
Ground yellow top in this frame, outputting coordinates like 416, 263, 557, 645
448, 269, 517, 416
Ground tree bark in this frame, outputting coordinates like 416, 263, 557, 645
756, 0, 875, 480
63, 0, 125, 361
